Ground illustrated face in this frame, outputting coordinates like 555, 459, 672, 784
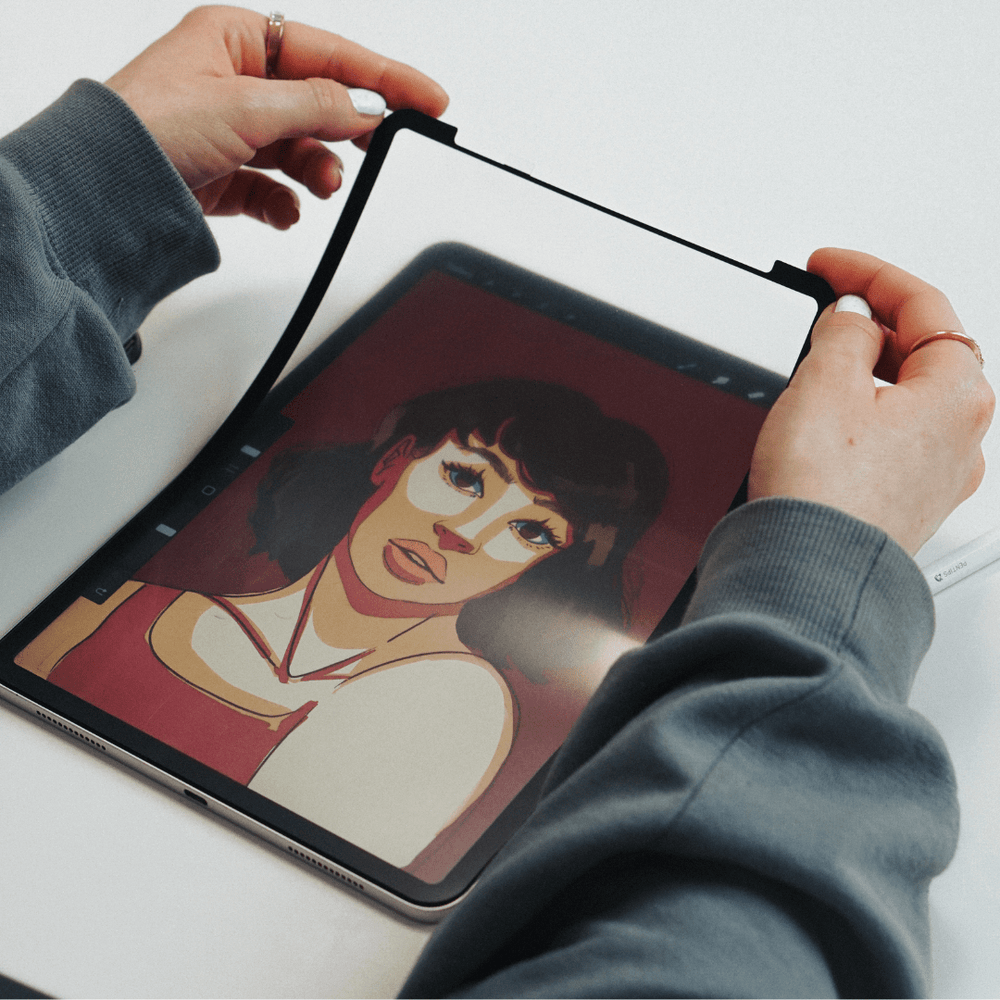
348, 434, 574, 606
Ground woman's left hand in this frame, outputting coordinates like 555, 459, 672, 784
105, 5, 449, 229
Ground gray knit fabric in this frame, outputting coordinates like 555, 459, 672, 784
401, 499, 951, 998
2, 82, 953, 999
0, 79, 218, 492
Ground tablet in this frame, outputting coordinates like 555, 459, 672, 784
0, 113, 832, 919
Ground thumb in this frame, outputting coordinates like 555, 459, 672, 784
789, 294, 885, 399
749, 293, 883, 504
233, 76, 387, 149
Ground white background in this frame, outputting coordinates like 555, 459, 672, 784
2, 2, 999, 996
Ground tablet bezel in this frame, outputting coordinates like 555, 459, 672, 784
0, 112, 834, 918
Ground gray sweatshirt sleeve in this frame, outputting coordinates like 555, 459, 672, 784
0, 79, 219, 493
400, 498, 955, 998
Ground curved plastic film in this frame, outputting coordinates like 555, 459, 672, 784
2, 112, 830, 916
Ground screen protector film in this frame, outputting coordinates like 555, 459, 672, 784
3, 114, 831, 913
283, 122, 824, 382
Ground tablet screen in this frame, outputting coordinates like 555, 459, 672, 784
13, 244, 786, 889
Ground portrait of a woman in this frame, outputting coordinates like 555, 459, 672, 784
20, 379, 668, 867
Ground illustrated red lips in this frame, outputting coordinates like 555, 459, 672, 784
383, 539, 448, 585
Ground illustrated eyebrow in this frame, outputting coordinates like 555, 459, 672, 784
531, 495, 562, 514
462, 445, 514, 484
458, 444, 564, 514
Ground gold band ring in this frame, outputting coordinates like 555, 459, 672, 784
265, 12, 285, 79
908, 331, 984, 368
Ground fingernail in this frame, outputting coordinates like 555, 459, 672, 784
324, 158, 343, 196
834, 294, 872, 319
348, 88, 386, 116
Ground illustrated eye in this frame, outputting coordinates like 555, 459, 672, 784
511, 519, 562, 549
442, 462, 484, 498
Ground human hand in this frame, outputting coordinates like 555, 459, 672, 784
749, 248, 994, 555
105, 5, 448, 229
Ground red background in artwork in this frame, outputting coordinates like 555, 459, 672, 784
136, 270, 770, 882
140, 270, 767, 636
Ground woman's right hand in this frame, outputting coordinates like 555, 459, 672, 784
749, 248, 994, 555
106, 5, 449, 229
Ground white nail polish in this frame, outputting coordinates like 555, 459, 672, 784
834, 294, 872, 319
348, 88, 387, 116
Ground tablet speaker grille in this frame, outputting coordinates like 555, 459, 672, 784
35, 710, 108, 754
287, 845, 366, 891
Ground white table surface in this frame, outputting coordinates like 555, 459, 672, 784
3, 2, 999, 996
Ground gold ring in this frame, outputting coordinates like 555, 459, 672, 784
908, 331, 984, 368
265, 12, 285, 79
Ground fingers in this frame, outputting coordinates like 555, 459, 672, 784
807, 247, 966, 379
248, 137, 344, 199
807, 248, 964, 339
897, 335, 989, 399
791, 295, 885, 401
235, 15, 449, 154
112, 6, 450, 213
271, 19, 449, 117
234, 75, 392, 147
195, 169, 302, 230
806, 250, 991, 446
900, 339, 995, 470
780, 251, 995, 551
808, 247, 987, 393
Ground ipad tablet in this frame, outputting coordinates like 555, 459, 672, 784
0, 113, 832, 920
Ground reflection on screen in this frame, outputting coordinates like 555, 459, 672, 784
17, 251, 785, 882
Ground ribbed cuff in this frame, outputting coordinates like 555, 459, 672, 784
683, 498, 934, 701
0, 79, 219, 341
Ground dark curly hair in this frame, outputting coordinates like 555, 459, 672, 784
248, 380, 668, 681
